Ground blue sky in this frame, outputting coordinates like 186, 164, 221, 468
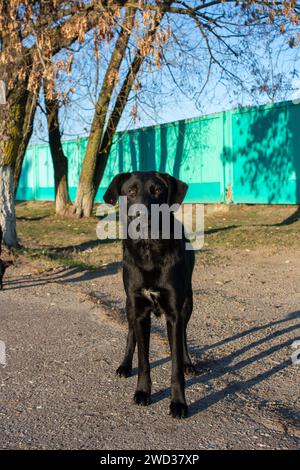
32, 5, 300, 144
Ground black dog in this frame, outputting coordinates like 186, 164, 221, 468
104, 171, 195, 418
0, 225, 13, 290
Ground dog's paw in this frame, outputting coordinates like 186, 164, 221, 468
169, 401, 188, 419
116, 364, 132, 378
184, 363, 197, 376
133, 390, 151, 406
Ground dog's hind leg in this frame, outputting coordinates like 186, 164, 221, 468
182, 295, 196, 376
116, 300, 136, 378
167, 314, 188, 418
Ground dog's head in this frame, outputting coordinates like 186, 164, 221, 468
0, 260, 13, 290
103, 172, 188, 239
103, 171, 188, 208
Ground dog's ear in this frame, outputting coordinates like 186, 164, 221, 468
4, 260, 13, 268
103, 173, 132, 206
159, 174, 188, 205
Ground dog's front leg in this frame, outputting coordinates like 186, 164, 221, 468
134, 307, 151, 406
167, 314, 188, 418
116, 299, 136, 378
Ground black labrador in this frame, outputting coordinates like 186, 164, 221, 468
103, 171, 195, 418
0, 225, 13, 290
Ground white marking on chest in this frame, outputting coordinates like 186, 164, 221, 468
141, 288, 160, 301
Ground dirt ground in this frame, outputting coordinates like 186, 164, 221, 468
0, 241, 299, 450
0, 203, 299, 449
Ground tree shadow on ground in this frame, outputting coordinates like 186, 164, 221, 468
17, 215, 50, 221
47, 238, 118, 253
3, 261, 122, 291
272, 206, 300, 226
204, 225, 238, 235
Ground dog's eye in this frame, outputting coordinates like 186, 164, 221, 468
150, 186, 162, 196
128, 187, 137, 197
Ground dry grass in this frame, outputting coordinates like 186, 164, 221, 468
15, 201, 300, 269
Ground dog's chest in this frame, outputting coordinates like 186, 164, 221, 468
141, 288, 160, 301
136, 241, 162, 270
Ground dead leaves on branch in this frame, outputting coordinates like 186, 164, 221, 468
0, 1, 299, 96
0, 1, 165, 95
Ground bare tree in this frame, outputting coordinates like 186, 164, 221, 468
1, 1, 299, 244
14, 89, 39, 196
72, 4, 173, 217
44, 79, 71, 215
0, 0, 119, 246
66, 0, 300, 217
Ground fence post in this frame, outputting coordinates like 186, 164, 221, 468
33, 144, 38, 201
77, 137, 81, 180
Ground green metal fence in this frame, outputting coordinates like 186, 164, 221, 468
17, 99, 300, 204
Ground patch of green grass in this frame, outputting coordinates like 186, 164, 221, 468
203, 205, 300, 249
15, 202, 300, 270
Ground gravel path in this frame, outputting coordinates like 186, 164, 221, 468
0, 248, 299, 449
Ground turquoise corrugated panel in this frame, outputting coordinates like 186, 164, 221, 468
186, 183, 221, 203
62, 140, 80, 186
231, 101, 298, 204
95, 135, 120, 202
176, 116, 223, 202
16, 146, 37, 200
285, 103, 300, 205
17, 99, 300, 204
16, 187, 35, 200
34, 145, 54, 200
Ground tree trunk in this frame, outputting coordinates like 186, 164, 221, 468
92, 54, 145, 193
73, 176, 96, 218
0, 72, 29, 248
72, 8, 135, 218
14, 89, 39, 195
0, 165, 17, 247
0, 1, 102, 236
54, 160, 71, 215
72, 8, 167, 217
44, 80, 71, 215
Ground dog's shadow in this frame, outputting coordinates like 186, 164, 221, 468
134, 310, 300, 417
